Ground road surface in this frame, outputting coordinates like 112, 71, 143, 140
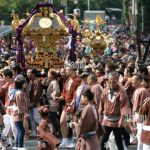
22, 139, 137, 150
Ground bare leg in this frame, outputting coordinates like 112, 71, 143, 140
59, 110, 69, 148
60, 110, 68, 138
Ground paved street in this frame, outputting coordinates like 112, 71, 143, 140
22, 139, 137, 150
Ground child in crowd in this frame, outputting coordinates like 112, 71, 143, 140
37, 105, 60, 150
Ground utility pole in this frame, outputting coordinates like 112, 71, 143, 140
122, 0, 126, 23
136, 0, 143, 61
48, 0, 53, 4
141, 5, 144, 32
88, 0, 90, 10
132, 0, 138, 28
61, 0, 68, 18
65, 0, 68, 18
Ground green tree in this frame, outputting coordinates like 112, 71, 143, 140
0, 0, 123, 25
0, 0, 40, 24
142, 0, 150, 32
135, 0, 150, 33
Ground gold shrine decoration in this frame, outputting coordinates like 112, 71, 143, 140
11, 4, 69, 70
39, 18, 52, 28
11, 13, 23, 30
67, 15, 79, 31
67, 8, 80, 31
81, 15, 113, 57
26, 51, 64, 70
22, 7, 69, 36
95, 15, 105, 26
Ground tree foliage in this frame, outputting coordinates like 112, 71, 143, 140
142, 0, 150, 32
0, 0, 123, 24
0, 0, 40, 24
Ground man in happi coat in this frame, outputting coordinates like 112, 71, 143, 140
55, 66, 81, 148
99, 62, 116, 88
131, 74, 150, 150
139, 97, 150, 150
66, 72, 89, 149
99, 71, 131, 150
87, 74, 103, 111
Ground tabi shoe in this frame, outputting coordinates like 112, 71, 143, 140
130, 135, 137, 144
17, 148, 28, 150
66, 142, 76, 149
59, 139, 69, 148
12, 147, 18, 150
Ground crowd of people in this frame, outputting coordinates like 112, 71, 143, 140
0, 24, 149, 150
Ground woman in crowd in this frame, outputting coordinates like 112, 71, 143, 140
12, 78, 28, 149
46, 70, 61, 136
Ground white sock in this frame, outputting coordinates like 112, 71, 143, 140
62, 138, 68, 143
130, 133, 136, 138
8, 138, 12, 146
2, 147, 7, 150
